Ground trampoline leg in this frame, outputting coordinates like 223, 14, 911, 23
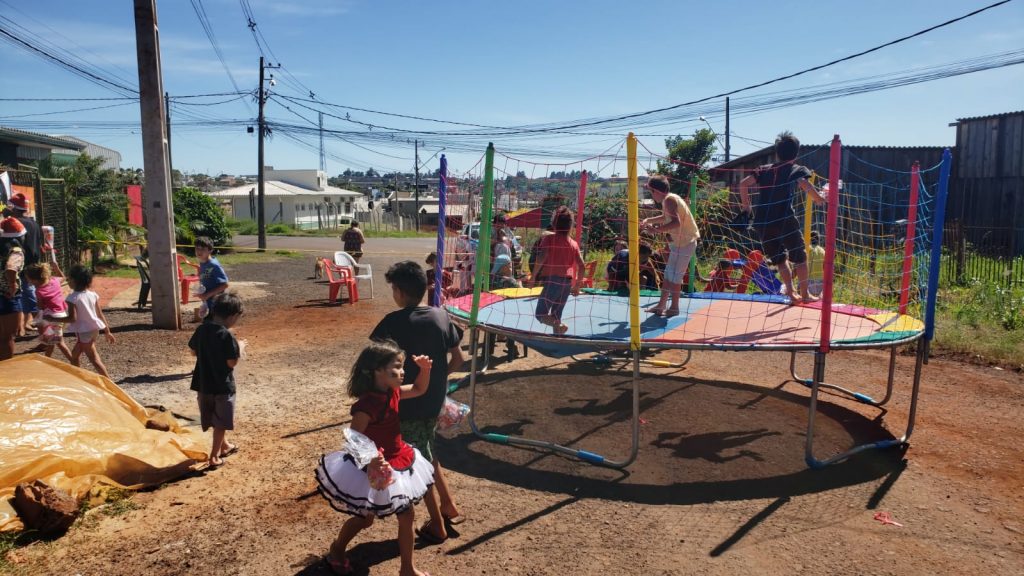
790, 350, 882, 407
899, 343, 926, 442
805, 346, 919, 469
875, 346, 898, 406
467, 336, 641, 469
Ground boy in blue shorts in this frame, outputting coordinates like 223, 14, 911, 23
193, 236, 229, 322
371, 260, 466, 544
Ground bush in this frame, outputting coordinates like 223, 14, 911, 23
266, 223, 293, 234
173, 187, 231, 246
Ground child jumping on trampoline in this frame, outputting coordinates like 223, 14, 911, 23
532, 206, 584, 335
641, 175, 700, 317
316, 340, 436, 576
738, 132, 827, 303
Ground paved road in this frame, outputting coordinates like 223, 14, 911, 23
232, 234, 435, 257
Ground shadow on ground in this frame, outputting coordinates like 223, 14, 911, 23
439, 365, 905, 505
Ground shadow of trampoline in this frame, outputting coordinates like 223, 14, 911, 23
439, 366, 904, 506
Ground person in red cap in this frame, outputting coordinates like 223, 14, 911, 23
0, 216, 27, 359
6, 192, 42, 336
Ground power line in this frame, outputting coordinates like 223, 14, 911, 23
0, 15, 136, 97
189, 0, 255, 115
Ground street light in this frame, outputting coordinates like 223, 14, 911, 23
698, 116, 728, 155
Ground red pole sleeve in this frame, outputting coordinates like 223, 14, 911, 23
819, 135, 842, 353
899, 162, 921, 315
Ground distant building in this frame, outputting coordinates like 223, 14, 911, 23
0, 126, 85, 166
52, 136, 122, 170
208, 167, 367, 229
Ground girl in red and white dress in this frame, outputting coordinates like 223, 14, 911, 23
316, 339, 435, 576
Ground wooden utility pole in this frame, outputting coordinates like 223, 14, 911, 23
164, 91, 173, 183
414, 139, 420, 232
133, 0, 180, 329
724, 97, 731, 162
257, 56, 267, 250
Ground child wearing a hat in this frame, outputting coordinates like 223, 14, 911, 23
6, 193, 42, 337
0, 216, 27, 360
490, 253, 520, 290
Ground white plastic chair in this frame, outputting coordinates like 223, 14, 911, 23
334, 251, 374, 298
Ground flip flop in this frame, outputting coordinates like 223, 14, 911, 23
323, 554, 353, 576
443, 514, 467, 526
415, 521, 448, 545
221, 444, 239, 458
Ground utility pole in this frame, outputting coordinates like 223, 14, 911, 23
133, 0, 180, 329
318, 111, 325, 173
414, 139, 420, 232
724, 97, 731, 162
165, 91, 173, 185
257, 56, 267, 250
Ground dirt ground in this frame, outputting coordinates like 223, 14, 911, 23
4, 250, 1023, 576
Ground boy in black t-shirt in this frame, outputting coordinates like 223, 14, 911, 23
370, 260, 465, 544
188, 292, 245, 468
738, 132, 827, 302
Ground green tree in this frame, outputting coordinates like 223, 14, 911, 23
582, 188, 628, 250
655, 128, 717, 196
37, 153, 137, 267
172, 186, 231, 247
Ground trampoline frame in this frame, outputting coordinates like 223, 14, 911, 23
443, 137, 951, 470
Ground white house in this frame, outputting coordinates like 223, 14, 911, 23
208, 168, 366, 230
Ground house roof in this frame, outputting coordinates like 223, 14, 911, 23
954, 110, 1024, 123
714, 143, 947, 171
0, 126, 86, 150
207, 180, 363, 198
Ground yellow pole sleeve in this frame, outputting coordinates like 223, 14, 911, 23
627, 133, 640, 352
804, 172, 816, 250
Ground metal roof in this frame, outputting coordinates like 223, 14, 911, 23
0, 126, 86, 150
954, 110, 1024, 123
715, 143, 946, 170
207, 180, 363, 198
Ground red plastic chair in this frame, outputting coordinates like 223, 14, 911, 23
579, 261, 598, 289
324, 260, 358, 304
176, 254, 200, 304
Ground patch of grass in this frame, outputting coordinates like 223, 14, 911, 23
361, 229, 435, 238
216, 250, 302, 267
0, 530, 20, 569
99, 489, 141, 518
933, 280, 1024, 369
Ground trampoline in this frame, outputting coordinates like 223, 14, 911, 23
433, 135, 951, 470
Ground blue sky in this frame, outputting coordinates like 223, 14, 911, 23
1, 0, 1021, 176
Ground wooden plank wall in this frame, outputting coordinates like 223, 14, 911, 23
952, 113, 1024, 258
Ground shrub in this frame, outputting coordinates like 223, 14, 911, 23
172, 187, 230, 247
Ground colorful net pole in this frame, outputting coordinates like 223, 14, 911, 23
925, 148, 953, 343
804, 172, 817, 250
433, 154, 448, 307
687, 175, 697, 293
898, 161, 921, 315
469, 143, 495, 327
626, 133, 640, 352
819, 134, 842, 353
575, 170, 588, 246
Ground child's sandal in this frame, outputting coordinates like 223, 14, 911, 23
323, 554, 353, 575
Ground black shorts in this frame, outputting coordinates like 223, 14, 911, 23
757, 217, 806, 265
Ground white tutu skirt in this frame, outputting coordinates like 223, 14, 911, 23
316, 449, 435, 518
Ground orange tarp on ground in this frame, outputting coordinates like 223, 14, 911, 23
0, 355, 209, 532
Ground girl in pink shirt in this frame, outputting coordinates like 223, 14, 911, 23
531, 207, 584, 335
24, 262, 72, 361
